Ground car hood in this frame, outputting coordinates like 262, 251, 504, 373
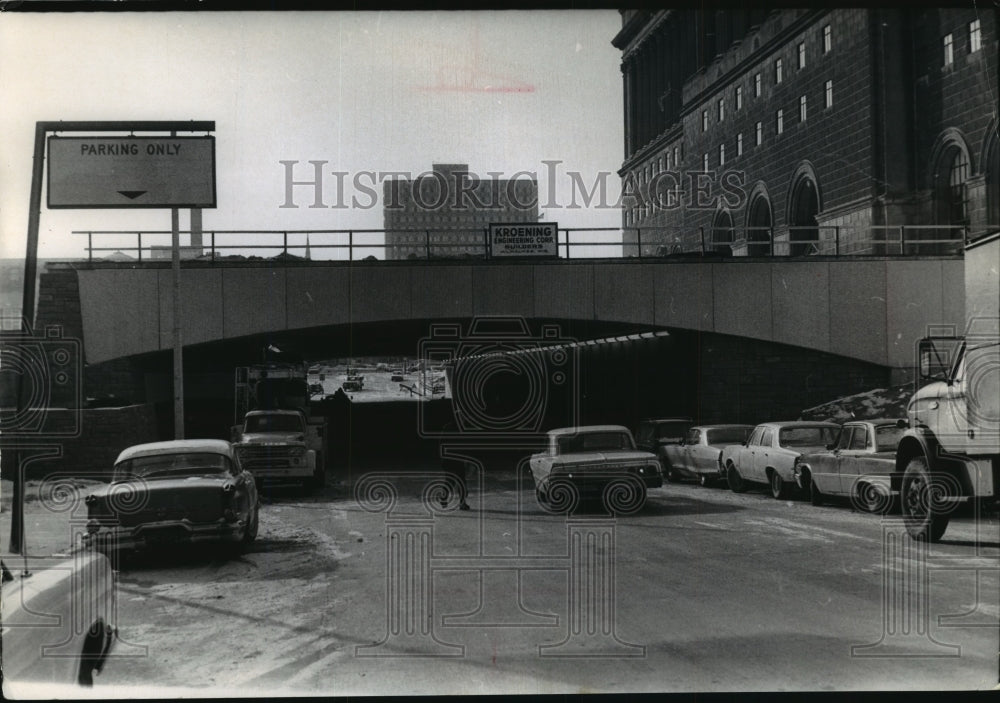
553, 450, 657, 465
238, 432, 305, 444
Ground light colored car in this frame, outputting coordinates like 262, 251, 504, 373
1, 551, 116, 689
530, 425, 661, 513
793, 419, 907, 513
83, 439, 259, 554
720, 421, 840, 499
660, 424, 754, 485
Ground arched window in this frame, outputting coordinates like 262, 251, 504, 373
941, 148, 970, 227
745, 193, 772, 256
789, 177, 820, 256
711, 210, 735, 255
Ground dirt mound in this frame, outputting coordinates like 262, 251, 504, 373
799, 384, 913, 424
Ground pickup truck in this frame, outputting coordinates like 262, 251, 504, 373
529, 425, 661, 514
232, 409, 326, 489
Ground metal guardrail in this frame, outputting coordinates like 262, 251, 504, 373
74, 225, 983, 263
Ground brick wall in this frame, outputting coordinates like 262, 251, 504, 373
22, 404, 159, 479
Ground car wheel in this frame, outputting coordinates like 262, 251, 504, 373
769, 471, 787, 500
663, 462, 679, 483
809, 475, 824, 506
901, 457, 951, 541
242, 505, 259, 544
727, 464, 747, 493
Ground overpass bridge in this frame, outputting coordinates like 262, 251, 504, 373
27, 232, 967, 470
51, 252, 963, 371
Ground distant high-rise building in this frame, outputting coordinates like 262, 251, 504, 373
383, 163, 540, 260
613, 8, 998, 256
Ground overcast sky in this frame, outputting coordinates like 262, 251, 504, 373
0, 11, 624, 260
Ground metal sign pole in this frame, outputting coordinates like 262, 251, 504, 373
172, 205, 184, 439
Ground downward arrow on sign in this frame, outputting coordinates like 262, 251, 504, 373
118, 190, 147, 200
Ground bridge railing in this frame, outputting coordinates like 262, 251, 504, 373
75, 224, 979, 263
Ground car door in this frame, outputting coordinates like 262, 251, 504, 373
740, 427, 764, 480
752, 427, 775, 482
688, 429, 714, 474
837, 424, 870, 495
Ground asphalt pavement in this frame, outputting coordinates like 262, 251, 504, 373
95, 468, 999, 695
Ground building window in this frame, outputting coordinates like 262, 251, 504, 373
736, 85, 743, 110
718, 98, 725, 122
775, 58, 783, 84
823, 24, 832, 53
703, 153, 709, 172
799, 95, 807, 122
970, 19, 982, 53
825, 80, 833, 108
754, 72, 761, 97
798, 42, 806, 69
737, 133, 744, 156
719, 143, 726, 166
702, 109, 709, 132
673, 146, 679, 165
776, 109, 784, 135
944, 33, 954, 66
948, 149, 970, 225
755, 121, 763, 146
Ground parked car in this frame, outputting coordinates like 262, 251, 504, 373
1, 551, 116, 688
661, 424, 754, 485
793, 419, 908, 513
530, 425, 661, 513
634, 417, 694, 476
721, 421, 840, 499
83, 439, 259, 554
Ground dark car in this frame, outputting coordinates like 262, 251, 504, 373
793, 419, 908, 513
84, 439, 259, 554
634, 417, 694, 477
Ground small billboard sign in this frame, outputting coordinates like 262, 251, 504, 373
488, 222, 558, 258
47, 136, 216, 208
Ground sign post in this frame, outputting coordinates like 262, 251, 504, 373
8, 121, 215, 551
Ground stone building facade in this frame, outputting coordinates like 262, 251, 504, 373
613, 8, 998, 257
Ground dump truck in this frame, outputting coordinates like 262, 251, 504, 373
231, 363, 328, 490
896, 232, 999, 541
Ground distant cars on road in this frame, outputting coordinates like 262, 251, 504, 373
84, 439, 259, 555
793, 419, 908, 513
530, 425, 661, 513
660, 424, 754, 485
721, 421, 840, 499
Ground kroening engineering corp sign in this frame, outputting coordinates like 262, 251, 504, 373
488, 222, 558, 258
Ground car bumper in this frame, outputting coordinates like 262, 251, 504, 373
83, 518, 248, 550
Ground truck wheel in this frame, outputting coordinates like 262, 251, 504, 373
901, 456, 950, 542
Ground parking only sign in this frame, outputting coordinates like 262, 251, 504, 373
47, 136, 216, 208
488, 222, 558, 258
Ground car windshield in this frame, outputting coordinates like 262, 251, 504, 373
874, 425, 906, 452
558, 431, 635, 453
778, 426, 839, 448
113, 452, 232, 481
245, 414, 303, 432
707, 427, 752, 445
